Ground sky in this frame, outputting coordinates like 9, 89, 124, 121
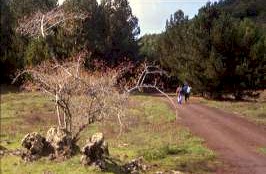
59, 0, 217, 36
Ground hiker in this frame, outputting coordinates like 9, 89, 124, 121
182, 82, 191, 103
176, 85, 183, 104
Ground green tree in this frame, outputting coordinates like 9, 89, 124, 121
138, 34, 160, 62
0, 0, 25, 83
153, 1, 266, 99
100, 0, 140, 64
10, 0, 57, 19
25, 38, 50, 65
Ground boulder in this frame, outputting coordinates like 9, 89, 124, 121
80, 132, 109, 169
21, 132, 47, 155
46, 127, 74, 158
21, 132, 49, 161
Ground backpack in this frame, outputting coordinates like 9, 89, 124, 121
182, 85, 188, 94
187, 86, 191, 93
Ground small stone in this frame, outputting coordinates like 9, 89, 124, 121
155, 172, 164, 174
123, 157, 148, 174
0, 150, 4, 155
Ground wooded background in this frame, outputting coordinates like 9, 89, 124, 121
1, 0, 265, 99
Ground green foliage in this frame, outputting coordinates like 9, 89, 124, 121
62, 0, 140, 65
140, 144, 189, 161
218, 0, 266, 24
138, 34, 160, 62
97, 0, 140, 64
1, 0, 141, 83
141, 147, 168, 161
0, 0, 14, 82
149, 1, 266, 99
1, 0, 58, 83
25, 38, 50, 65
9, 0, 57, 19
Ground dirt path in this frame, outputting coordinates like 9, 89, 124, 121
176, 102, 266, 174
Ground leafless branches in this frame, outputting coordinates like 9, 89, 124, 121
13, 52, 127, 140
16, 7, 88, 38
126, 64, 179, 119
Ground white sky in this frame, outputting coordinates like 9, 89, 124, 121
58, 0, 217, 36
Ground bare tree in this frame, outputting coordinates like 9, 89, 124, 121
126, 64, 179, 119
13, 52, 127, 140
16, 7, 88, 38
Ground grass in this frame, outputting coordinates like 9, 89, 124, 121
1, 92, 56, 150
1, 91, 217, 174
198, 95, 266, 125
258, 147, 266, 155
1, 155, 105, 174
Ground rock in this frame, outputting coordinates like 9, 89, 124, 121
80, 132, 109, 169
48, 153, 56, 161
21, 150, 41, 162
0, 150, 4, 156
10, 149, 22, 156
46, 127, 73, 158
21, 132, 46, 155
123, 157, 148, 174
0, 145, 7, 151
21, 132, 51, 161
155, 172, 164, 174
0, 145, 7, 156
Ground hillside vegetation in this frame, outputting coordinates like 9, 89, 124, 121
1, 92, 217, 173
140, 0, 266, 99
218, 0, 266, 25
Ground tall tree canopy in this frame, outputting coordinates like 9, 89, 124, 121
151, 0, 266, 99
1, 0, 140, 83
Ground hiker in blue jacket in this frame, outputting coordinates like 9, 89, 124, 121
182, 82, 191, 103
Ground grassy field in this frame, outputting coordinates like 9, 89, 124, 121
198, 91, 266, 125
1, 91, 217, 174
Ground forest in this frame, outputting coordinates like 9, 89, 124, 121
1, 0, 265, 99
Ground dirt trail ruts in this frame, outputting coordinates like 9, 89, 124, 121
177, 102, 266, 174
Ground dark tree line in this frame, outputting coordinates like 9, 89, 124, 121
0, 0, 140, 83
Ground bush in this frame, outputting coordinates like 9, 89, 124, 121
165, 144, 188, 155
140, 147, 167, 161
140, 144, 188, 161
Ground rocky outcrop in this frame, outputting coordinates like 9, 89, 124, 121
46, 127, 74, 159
21, 132, 51, 161
20, 127, 76, 161
20, 129, 111, 165
22, 132, 47, 154
80, 132, 109, 169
